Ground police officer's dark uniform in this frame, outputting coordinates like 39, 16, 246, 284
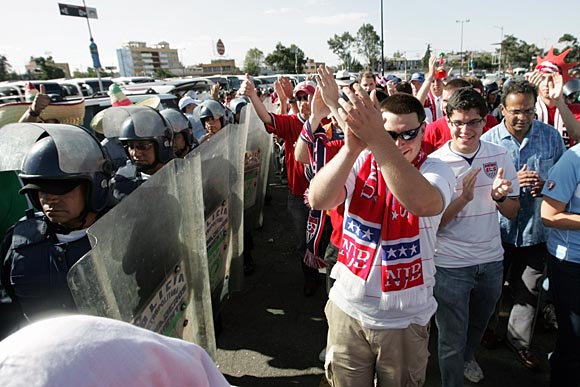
0, 124, 111, 326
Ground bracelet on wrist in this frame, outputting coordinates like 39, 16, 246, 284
287, 98, 296, 104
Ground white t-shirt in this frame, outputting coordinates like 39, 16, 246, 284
329, 150, 454, 329
429, 140, 519, 268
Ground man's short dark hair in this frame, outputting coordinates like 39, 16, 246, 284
445, 87, 488, 118
380, 93, 426, 123
444, 78, 471, 92
395, 81, 413, 95
501, 80, 538, 106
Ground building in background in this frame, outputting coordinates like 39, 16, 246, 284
116, 41, 182, 77
303, 58, 326, 74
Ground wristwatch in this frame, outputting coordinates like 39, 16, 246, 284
492, 195, 506, 203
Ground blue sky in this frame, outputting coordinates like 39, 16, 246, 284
2, 0, 579, 74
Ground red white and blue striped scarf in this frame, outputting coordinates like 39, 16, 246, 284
300, 120, 329, 269
335, 150, 429, 309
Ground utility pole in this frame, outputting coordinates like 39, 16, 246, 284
380, 0, 384, 76
494, 25, 504, 76
456, 19, 470, 76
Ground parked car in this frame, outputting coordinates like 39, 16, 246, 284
58, 77, 114, 98
0, 81, 64, 104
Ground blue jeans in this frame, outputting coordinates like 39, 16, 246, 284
547, 253, 580, 387
434, 261, 503, 387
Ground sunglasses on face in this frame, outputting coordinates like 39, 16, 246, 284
386, 125, 422, 141
126, 142, 154, 151
295, 94, 309, 102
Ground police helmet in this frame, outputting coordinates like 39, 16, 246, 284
117, 106, 174, 164
198, 99, 227, 127
160, 108, 194, 147
229, 96, 250, 116
563, 79, 580, 99
19, 125, 111, 213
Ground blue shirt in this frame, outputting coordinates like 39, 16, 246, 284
542, 144, 580, 263
481, 120, 565, 246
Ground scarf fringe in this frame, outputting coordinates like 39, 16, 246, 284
378, 286, 429, 311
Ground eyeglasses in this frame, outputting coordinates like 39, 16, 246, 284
386, 125, 422, 142
504, 108, 536, 117
295, 94, 309, 102
449, 119, 485, 129
126, 142, 154, 151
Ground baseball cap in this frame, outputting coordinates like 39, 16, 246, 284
385, 74, 402, 84
335, 70, 355, 87
294, 81, 316, 96
410, 72, 425, 83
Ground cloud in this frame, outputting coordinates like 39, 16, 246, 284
304, 12, 368, 25
263, 8, 295, 15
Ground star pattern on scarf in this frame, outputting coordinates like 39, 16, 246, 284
391, 210, 398, 220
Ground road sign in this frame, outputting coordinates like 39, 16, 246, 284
216, 39, 225, 56
58, 3, 98, 19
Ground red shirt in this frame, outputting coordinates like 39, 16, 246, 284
266, 113, 309, 197
422, 114, 498, 155
545, 104, 580, 148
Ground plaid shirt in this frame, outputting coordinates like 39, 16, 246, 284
481, 120, 565, 246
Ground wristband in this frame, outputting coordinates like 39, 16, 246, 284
287, 98, 296, 104
28, 107, 40, 117
492, 195, 506, 203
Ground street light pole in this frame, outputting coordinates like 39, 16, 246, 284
456, 19, 470, 76
380, 0, 384, 76
494, 25, 504, 76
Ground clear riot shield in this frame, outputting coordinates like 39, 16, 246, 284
188, 121, 245, 306
241, 104, 272, 230
67, 154, 216, 356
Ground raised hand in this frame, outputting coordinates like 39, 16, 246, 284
240, 73, 257, 99
491, 167, 513, 201
31, 84, 50, 115
459, 168, 481, 202
337, 84, 384, 146
548, 72, 564, 100
279, 76, 294, 100
316, 65, 340, 110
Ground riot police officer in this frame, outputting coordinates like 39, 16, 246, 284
0, 123, 112, 324
198, 99, 233, 142
160, 108, 198, 158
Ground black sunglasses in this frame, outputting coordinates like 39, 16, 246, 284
295, 94, 309, 102
386, 125, 422, 141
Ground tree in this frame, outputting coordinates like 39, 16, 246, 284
265, 43, 305, 74
154, 67, 175, 79
328, 32, 355, 70
500, 35, 541, 69
558, 33, 580, 63
32, 56, 65, 80
0, 55, 13, 81
356, 24, 381, 71
243, 48, 264, 76
422, 44, 432, 69
73, 67, 98, 78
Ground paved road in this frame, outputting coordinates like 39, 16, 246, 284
215, 177, 556, 387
